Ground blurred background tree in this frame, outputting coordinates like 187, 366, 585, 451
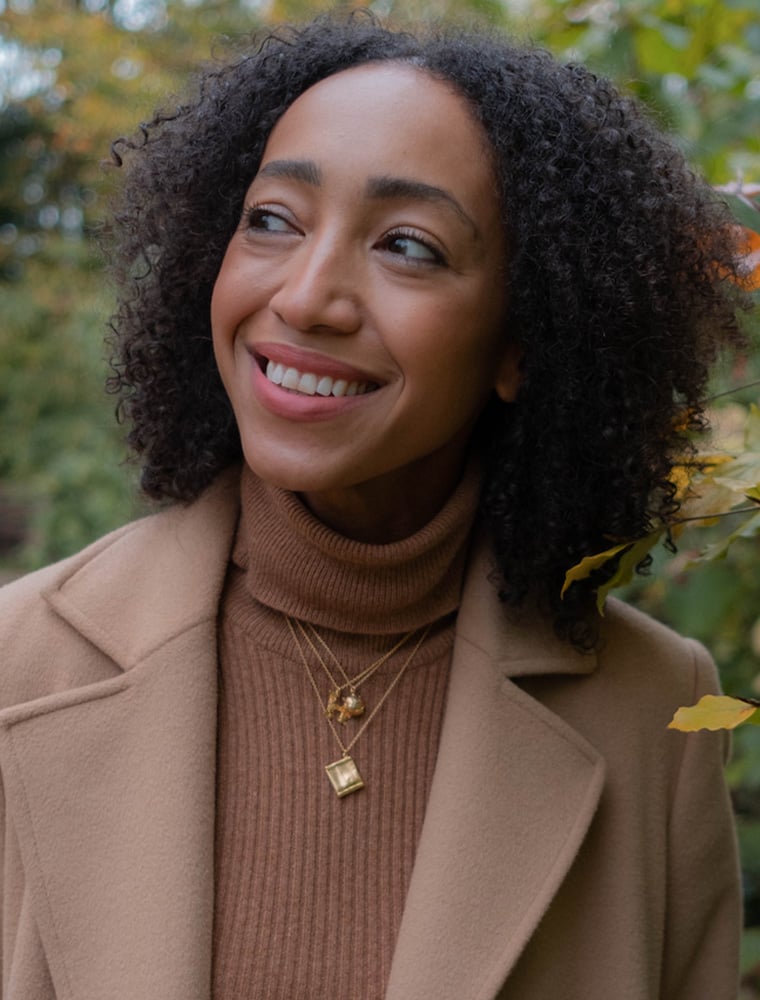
1, 0, 759, 990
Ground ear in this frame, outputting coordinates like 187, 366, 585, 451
493, 340, 523, 403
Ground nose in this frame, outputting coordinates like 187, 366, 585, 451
268, 233, 362, 335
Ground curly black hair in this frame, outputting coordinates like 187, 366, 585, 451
106, 12, 748, 646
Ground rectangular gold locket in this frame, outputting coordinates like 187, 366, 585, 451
325, 755, 365, 798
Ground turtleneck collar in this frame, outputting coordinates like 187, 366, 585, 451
232, 461, 481, 635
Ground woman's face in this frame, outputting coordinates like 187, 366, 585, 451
211, 62, 520, 538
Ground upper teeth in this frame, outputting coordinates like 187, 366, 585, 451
265, 361, 374, 397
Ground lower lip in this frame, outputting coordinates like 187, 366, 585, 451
250, 359, 377, 421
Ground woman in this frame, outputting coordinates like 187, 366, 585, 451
0, 13, 746, 999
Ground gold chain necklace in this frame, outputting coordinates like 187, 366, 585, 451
285, 616, 431, 797
291, 618, 415, 723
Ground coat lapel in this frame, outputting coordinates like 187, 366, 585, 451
0, 471, 240, 1000
0, 490, 605, 1000
385, 545, 605, 1000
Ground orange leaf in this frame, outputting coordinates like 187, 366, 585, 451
737, 226, 760, 291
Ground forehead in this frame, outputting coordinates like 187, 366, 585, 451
259, 63, 496, 203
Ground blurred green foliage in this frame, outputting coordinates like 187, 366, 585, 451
2, 0, 758, 567
1, 0, 760, 986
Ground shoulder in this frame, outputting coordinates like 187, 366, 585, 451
599, 596, 717, 701
510, 594, 724, 772
0, 515, 166, 707
534, 596, 729, 773
459, 540, 714, 702
0, 467, 241, 708
0, 513, 161, 628
0, 466, 242, 620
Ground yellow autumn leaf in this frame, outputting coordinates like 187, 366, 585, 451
560, 542, 632, 599
672, 407, 698, 433
670, 454, 732, 487
668, 694, 760, 732
561, 532, 663, 615
698, 454, 735, 472
668, 464, 692, 499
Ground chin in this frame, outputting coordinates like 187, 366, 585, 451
240, 448, 344, 494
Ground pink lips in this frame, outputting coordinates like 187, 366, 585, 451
251, 342, 378, 383
248, 342, 382, 421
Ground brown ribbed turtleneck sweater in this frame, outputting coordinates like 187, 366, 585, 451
212, 464, 480, 999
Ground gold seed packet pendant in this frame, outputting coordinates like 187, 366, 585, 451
325, 755, 365, 798
326, 689, 366, 724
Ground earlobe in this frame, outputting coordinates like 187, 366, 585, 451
493, 341, 523, 403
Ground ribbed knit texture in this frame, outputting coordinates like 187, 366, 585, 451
212, 464, 480, 1000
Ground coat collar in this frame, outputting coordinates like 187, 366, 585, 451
0, 473, 603, 1000
44, 468, 241, 672
454, 536, 598, 678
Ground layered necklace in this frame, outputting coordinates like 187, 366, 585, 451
286, 616, 430, 797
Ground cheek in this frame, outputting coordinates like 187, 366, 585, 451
211, 250, 280, 339
210, 250, 243, 333
406, 315, 504, 390
210, 268, 245, 391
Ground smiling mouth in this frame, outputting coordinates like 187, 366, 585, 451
264, 360, 379, 398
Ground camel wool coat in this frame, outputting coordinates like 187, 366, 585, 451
0, 470, 741, 1000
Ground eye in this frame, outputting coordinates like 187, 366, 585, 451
380, 229, 446, 266
243, 206, 296, 234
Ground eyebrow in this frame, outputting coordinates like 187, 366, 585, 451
257, 159, 322, 185
256, 159, 480, 240
365, 175, 479, 239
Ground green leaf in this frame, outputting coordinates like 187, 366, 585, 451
713, 452, 760, 493
723, 0, 760, 13
720, 194, 760, 234
696, 509, 760, 561
745, 404, 760, 451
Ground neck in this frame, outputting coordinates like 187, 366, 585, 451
300, 459, 467, 544
233, 456, 481, 633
